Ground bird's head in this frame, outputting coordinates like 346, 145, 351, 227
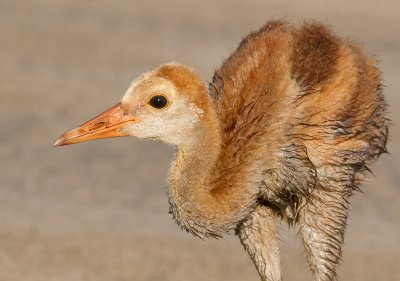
54, 63, 213, 147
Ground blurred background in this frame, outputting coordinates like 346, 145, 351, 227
0, 0, 399, 280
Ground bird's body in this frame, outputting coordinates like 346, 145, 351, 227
55, 21, 388, 281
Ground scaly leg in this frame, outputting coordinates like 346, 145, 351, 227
238, 205, 282, 281
297, 188, 350, 281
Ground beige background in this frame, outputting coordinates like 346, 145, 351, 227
0, 0, 399, 280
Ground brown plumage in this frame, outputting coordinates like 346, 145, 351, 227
55, 21, 389, 281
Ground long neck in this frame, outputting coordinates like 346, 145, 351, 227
167, 105, 259, 238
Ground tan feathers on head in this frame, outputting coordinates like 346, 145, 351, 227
118, 63, 213, 145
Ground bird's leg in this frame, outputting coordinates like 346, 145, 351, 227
237, 205, 282, 281
297, 188, 350, 281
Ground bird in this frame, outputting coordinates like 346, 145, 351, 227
54, 20, 389, 281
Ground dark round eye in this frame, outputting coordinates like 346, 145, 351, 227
149, 95, 168, 109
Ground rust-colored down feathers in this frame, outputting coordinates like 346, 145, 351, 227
204, 21, 388, 280
209, 21, 387, 222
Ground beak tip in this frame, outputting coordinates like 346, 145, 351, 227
53, 137, 64, 147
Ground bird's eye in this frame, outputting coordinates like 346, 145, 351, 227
148, 95, 168, 109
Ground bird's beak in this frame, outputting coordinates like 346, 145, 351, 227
54, 102, 136, 146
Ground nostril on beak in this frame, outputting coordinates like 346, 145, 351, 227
88, 122, 107, 131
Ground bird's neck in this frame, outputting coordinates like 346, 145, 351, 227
167, 104, 258, 238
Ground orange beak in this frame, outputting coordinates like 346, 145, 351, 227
54, 102, 136, 146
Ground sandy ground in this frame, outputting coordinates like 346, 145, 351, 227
0, 0, 399, 280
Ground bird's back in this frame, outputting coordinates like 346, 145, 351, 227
209, 21, 388, 220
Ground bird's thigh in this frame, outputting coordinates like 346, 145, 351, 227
238, 206, 282, 281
